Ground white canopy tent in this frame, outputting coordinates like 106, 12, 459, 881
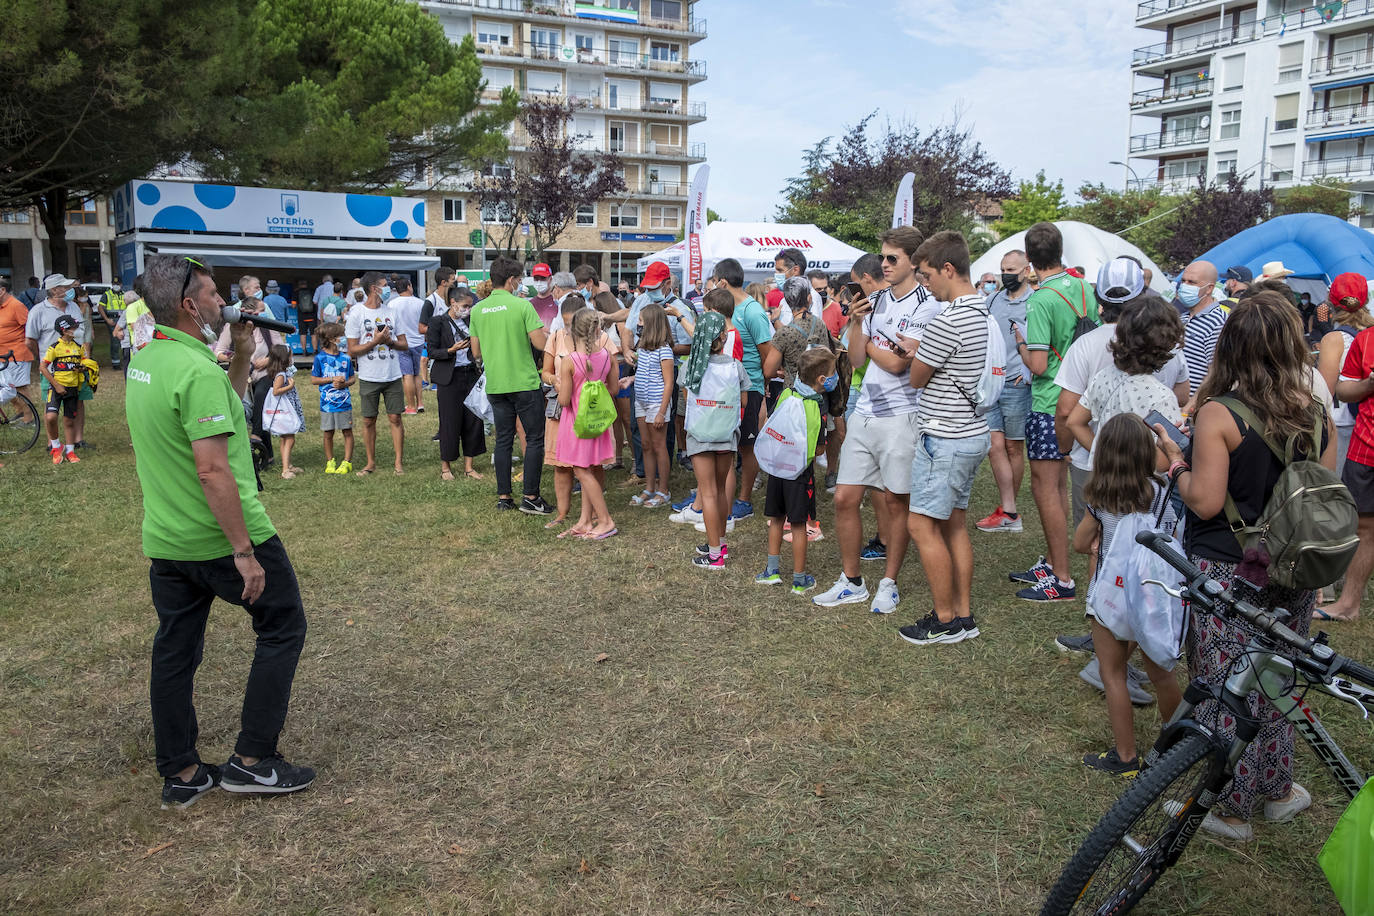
970, 221, 1173, 300
636, 222, 868, 286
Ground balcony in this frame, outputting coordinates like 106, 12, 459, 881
1129, 126, 1211, 154
1130, 78, 1214, 109
485, 88, 706, 120
479, 41, 706, 80
422, 0, 707, 39
1306, 101, 1374, 132
1128, 171, 1205, 193
1304, 155, 1374, 179
1134, 0, 1374, 68
1136, 0, 1217, 23
1310, 45, 1374, 82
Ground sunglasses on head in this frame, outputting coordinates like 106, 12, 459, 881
180, 257, 206, 302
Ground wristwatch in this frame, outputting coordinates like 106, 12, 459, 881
232, 548, 255, 559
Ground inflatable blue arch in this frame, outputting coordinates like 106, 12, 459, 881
1199, 213, 1374, 282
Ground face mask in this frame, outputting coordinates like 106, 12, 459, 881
980, 281, 997, 296
1001, 272, 1022, 292
648, 289, 665, 303
821, 372, 839, 393
381, 287, 393, 302
533, 280, 549, 295
795, 379, 817, 397
773, 272, 787, 290
1176, 283, 1202, 307
64, 289, 76, 301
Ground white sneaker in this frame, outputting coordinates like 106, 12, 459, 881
1264, 783, 1311, 822
670, 505, 704, 525
694, 517, 735, 533
812, 574, 870, 607
870, 577, 899, 615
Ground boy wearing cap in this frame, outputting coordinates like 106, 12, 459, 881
41, 314, 85, 464
529, 263, 557, 329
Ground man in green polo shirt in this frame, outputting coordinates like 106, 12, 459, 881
470, 255, 552, 514
126, 253, 314, 810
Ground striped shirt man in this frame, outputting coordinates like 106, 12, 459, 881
1181, 302, 1227, 394
914, 294, 991, 439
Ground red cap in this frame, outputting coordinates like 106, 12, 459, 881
1330, 272, 1369, 311
640, 261, 671, 289
532, 263, 552, 278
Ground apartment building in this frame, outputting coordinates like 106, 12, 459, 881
1128, 0, 1374, 225
417, 0, 707, 283
0, 200, 117, 285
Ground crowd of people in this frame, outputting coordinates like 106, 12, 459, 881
9, 221, 1370, 845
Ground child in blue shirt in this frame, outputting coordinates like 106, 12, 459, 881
311, 322, 356, 474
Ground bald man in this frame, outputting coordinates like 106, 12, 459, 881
1177, 259, 1226, 394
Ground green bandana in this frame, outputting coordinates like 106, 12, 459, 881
683, 311, 726, 392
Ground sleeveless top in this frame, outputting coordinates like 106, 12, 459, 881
1184, 396, 1327, 563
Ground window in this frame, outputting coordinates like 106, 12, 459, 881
1222, 54, 1245, 90
66, 199, 98, 226
531, 28, 561, 58
1163, 158, 1205, 181
575, 33, 595, 53
1216, 152, 1238, 175
649, 41, 681, 63
1270, 144, 1296, 182
480, 200, 514, 224
606, 79, 638, 110
1277, 42, 1303, 83
476, 21, 512, 48
527, 70, 562, 94
650, 205, 680, 229
481, 66, 514, 90
1274, 94, 1300, 131
649, 0, 682, 20
610, 203, 640, 228
647, 122, 681, 152
482, 161, 514, 179
1219, 105, 1241, 139
443, 198, 465, 222
0, 210, 29, 224
576, 204, 597, 227
609, 120, 637, 152
609, 38, 638, 65
1359, 192, 1374, 228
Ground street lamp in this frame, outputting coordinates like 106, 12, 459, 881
614, 190, 633, 286
1109, 160, 1142, 190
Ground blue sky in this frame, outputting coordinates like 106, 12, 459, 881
691, 0, 1142, 222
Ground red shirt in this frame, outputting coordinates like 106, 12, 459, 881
1341, 326, 1374, 466
0, 293, 29, 363
766, 289, 784, 311
822, 301, 845, 337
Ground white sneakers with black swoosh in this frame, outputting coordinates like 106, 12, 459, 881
219, 754, 316, 795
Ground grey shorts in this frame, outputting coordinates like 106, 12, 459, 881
358, 378, 404, 417
684, 431, 739, 458
908, 431, 990, 519
985, 380, 1031, 440
320, 410, 353, 431
836, 412, 920, 494
396, 348, 422, 376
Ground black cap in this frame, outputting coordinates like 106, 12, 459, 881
55, 314, 78, 331
1226, 265, 1253, 284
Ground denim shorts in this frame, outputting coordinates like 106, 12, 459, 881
985, 380, 1030, 440
909, 431, 990, 519
396, 348, 422, 376
1025, 410, 1066, 461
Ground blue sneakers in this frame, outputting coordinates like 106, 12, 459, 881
731, 499, 754, 521
672, 491, 697, 512
1017, 577, 1077, 602
860, 537, 886, 561
1009, 555, 1054, 584
791, 574, 817, 596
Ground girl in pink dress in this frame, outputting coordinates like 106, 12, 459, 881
557, 309, 619, 539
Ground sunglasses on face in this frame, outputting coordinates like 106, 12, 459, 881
181, 257, 206, 302
881, 254, 903, 265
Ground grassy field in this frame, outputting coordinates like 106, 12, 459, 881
2, 363, 1371, 914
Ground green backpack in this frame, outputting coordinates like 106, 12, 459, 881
572, 352, 616, 439
1217, 396, 1358, 590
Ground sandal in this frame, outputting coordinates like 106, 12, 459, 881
355, 467, 376, 476
629, 489, 653, 506
441, 469, 455, 481
465, 470, 484, 480
544, 518, 566, 530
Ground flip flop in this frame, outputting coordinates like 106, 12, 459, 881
441, 470, 455, 481
355, 467, 375, 476
559, 526, 589, 539
544, 518, 566, 530
1314, 607, 1358, 622
588, 527, 619, 541
465, 470, 484, 480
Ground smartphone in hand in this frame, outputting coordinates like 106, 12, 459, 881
1145, 410, 1189, 450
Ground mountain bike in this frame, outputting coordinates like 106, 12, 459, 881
1041, 530, 1374, 915
0, 349, 40, 455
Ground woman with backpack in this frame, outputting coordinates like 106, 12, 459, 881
1154, 292, 1337, 841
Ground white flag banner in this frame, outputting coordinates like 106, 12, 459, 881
892, 172, 915, 228
685, 165, 710, 293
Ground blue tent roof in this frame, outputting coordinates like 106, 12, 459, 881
1198, 213, 1374, 283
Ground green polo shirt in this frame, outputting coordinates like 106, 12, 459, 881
1025, 271, 1100, 415
469, 288, 543, 395
126, 325, 275, 560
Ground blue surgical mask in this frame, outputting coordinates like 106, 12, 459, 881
1176, 283, 1201, 307
382, 287, 393, 302
981, 281, 997, 296
64, 289, 76, 301
773, 272, 787, 290
795, 379, 817, 397
821, 372, 839, 392
648, 289, 665, 303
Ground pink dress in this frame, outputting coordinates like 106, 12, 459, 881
556, 349, 615, 468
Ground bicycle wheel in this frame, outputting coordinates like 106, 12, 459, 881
1041, 733, 1223, 916
0, 391, 40, 454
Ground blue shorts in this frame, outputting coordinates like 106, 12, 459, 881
985, 380, 1030, 440
909, 432, 990, 519
1025, 410, 1066, 461
396, 348, 422, 377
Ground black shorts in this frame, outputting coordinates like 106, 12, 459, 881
765, 462, 815, 525
1343, 460, 1374, 514
46, 388, 78, 419
740, 390, 765, 446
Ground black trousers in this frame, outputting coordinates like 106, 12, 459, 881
251, 375, 273, 461
437, 365, 487, 462
490, 387, 544, 498
148, 535, 307, 777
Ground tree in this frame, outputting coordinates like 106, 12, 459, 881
199, 0, 518, 192
1273, 180, 1359, 219
994, 171, 1065, 236
776, 114, 1013, 254
1064, 182, 1183, 269
470, 97, 625, 259
1, 0, 245, 275
1161, 173, 1272, 269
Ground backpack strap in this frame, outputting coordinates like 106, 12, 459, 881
1213, 395, 1323, 539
